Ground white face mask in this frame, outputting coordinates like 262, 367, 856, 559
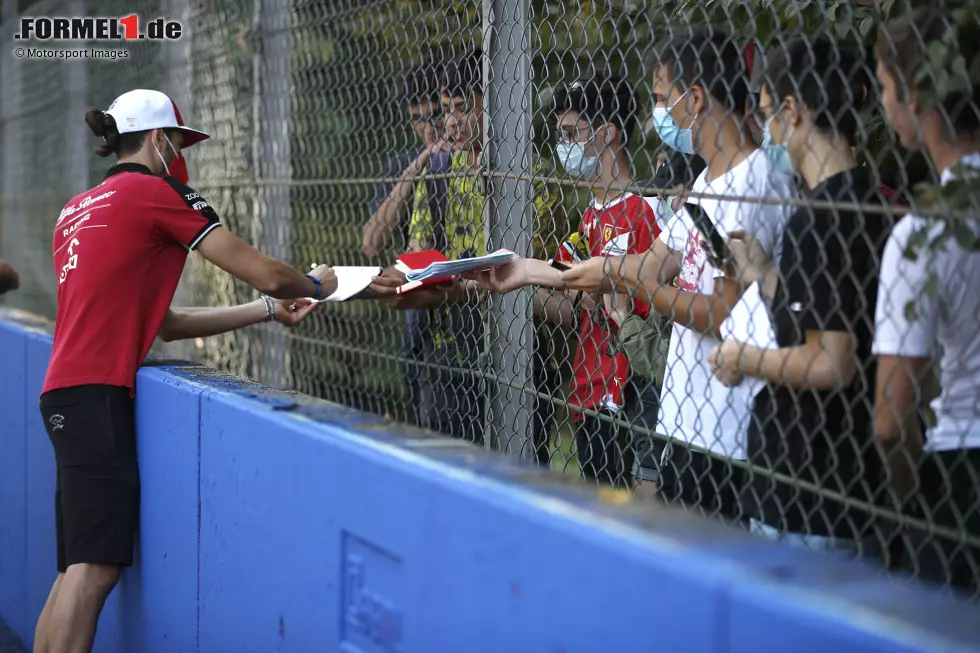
153, 133, 179, 175
555, 141, 599, 178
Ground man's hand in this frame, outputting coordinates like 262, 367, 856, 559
363, 266, 407, 299
603, 293, 631, 327
276, 298, 319, 326
560, 257, 618, 293
707, 340, 744, 387
309, 263, 339, 299
385, 286, 450, 310
413, 138, 453, 171
726, 230, 772, 288
0, 261, 20, 294
464, 256, 531, 294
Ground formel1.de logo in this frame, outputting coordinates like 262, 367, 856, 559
14, 15, 182, 41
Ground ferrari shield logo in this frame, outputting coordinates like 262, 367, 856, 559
603, 225, 613, 242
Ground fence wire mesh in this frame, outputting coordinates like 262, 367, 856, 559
2, 0, 980, 602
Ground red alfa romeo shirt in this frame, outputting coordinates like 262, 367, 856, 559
563, 193, 660, 415
42, 163, 222, 395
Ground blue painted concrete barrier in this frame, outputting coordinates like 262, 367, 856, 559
1, 307, 979, 653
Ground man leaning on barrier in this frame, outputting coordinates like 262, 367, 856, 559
561, 26, 796, 522
370, 47, 566, 457
34, 89, 335, 653
0, 260, 19, 295
872, 5, 980, 598
467, 76, 661, 487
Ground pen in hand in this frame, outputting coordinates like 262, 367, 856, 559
289, 262, 320, 312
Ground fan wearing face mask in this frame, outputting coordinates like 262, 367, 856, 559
467, 76, 660, 487
562, 27, 797, 520
707, 35, 892, 555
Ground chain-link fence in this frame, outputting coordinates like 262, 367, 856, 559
2, 0, 980, 603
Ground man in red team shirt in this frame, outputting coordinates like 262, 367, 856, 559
35, 89, 337, 653
468, 77, 661, 486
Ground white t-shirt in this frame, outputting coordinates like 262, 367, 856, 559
657, 148, 796, 459
873, 153, 980, 452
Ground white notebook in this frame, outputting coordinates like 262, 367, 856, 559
405, 249, 516, 282
309, 266, 381, 303
719, 281, 778, 400
719, 281, 778, 348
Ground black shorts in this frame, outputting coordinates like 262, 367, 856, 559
39, 385, 140, 573
897, 448, 980, 597
575, 411, 634, 488
633, 436, 745, 525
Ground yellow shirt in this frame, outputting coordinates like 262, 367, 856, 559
408, 150, 563, 260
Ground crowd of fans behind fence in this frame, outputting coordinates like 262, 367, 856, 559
4, 4, 973, 607
359, 6, 980, 601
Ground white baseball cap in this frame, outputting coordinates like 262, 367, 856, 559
105, 89, 209, 148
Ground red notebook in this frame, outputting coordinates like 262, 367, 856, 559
394, 250, 452, 294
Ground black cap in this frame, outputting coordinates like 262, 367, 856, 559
550, 76, 639, 143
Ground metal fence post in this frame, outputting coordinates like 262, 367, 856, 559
483, 0, 535, 460
0, 0, 24, 309
161, 0, 196, 362
251, 0, 292, 387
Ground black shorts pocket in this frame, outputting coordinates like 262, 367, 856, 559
42, 394, 118, 466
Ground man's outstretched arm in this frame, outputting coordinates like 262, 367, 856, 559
157, 298, 318, 342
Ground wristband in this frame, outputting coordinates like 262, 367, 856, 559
261, 295, 277, 322
305, 273, 324, 299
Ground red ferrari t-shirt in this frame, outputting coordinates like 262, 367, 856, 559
565, 193, 660, 415
42, 163, 222, 395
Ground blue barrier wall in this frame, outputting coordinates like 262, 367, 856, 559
2, 307, 980, 653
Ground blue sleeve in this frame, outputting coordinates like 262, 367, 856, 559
368, 152, 417, 215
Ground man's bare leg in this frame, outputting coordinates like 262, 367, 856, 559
46, 563, 119, 653
32, 573, 64, 653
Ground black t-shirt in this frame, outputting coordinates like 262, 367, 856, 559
744, 168, 895, 539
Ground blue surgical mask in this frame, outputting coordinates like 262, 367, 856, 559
761, 105, 795, 176
555, 141, 599, 178
652, 92, 696, 154
661, 196, 676, 222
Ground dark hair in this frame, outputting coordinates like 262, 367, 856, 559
84, 109, 176, 158
647, 26, 750, 116
876, 5, 980, 133
550, 76, 639, 148
755, 34, 874, 145
652, 150, 707, 190
442, 46, 483, 99
399, 59, 442, 107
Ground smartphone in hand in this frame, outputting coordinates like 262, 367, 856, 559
549, 259, 572, 272
684, 203, 730, 270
